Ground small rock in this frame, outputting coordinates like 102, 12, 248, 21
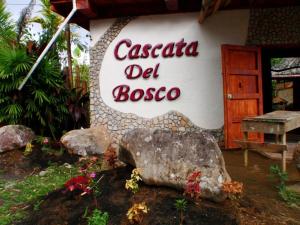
63, 163, 72, 169
39, 171, 47, 176
0, 125, 35, 153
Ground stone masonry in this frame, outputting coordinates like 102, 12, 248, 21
247, 6, 300, 45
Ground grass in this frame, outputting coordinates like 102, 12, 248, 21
0, 164, 79, 225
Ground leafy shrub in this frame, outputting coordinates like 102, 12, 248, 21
104, 144, 118, 168
174, 198, 187, 225
85, 209, 109, 225
270, 165, 300, 206
222, 181, 243, 200
125, 168, 142, 194
127, 202, 149, 224
0, 1, 89, 138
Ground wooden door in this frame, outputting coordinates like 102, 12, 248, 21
222, 45, 263, 149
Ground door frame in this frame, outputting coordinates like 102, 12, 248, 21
261, 45, 300, 113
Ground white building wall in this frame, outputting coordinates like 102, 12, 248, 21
90, 10, 249, 129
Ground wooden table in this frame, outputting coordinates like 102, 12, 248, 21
236, 111, 300, 172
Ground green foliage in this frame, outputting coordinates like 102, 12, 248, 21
174, 198, 187, 212
269, 164, 288, 187
125, 168, 142, 194
0, 0, 89, 137
269, 165, 300, 206
0, 44, 69, 137
0, 1, 16, 43
271, 58, 283, 67
30, 0, 65, 51
0, 164, 79, 225
86, 209, 109, 225
174, 198, 187, 225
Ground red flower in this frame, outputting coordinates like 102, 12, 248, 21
64, 175, 92, 194
187, 171, 201, 182
184, 170, 201, 199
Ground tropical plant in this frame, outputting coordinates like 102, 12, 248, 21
66, 87, 90, 129
85, 209, 109, 225
174, 198, 187, 225
104, 144, 118, 168
16, 0, 36, 43
30, 0, 64, 51
0, 0, 15, 43
270, 165, 300, 206
125, 168, 142, 194
127, 202, 149, 224
0, 44, 69, 138
184, 170, 201, 199
222, 181, 243, 200
0, 0, 90, 138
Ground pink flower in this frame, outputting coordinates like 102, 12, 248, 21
89, 172, 96, 179
43, 138, 49, 145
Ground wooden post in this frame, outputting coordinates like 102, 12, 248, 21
243, 131, 248, 167
275, 134, 279, 143
281, 134, 287, 172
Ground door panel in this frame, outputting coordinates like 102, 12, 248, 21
222, 45, 263, 149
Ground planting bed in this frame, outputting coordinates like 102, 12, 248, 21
17, 165, 294, 225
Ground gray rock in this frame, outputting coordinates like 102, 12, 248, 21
119, 128, 231, 202
0, 125, 35, 153
61, 126, 114, 156
39, 170, 47, 176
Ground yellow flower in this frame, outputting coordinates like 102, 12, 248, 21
125, 168, 143, 194
127, 202, 149, 224
24, 142, 33, 156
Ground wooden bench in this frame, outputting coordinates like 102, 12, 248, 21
236, 111, 300, 172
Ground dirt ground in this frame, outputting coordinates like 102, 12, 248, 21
0, 148, 78, 180
223, 150, 300, 225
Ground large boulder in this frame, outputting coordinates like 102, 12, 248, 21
61, 126, 114, 156
0, 125, 35, 153
119, 129, 231, 202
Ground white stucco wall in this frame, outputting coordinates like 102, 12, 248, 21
90, 10, 249, 129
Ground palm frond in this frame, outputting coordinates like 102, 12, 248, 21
16, 0, 36, 42
0, 1, 16, 43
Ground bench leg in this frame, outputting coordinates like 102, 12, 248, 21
243, 132, 248, 167
244, 149, 248, 167
282, 150, 287, 172
281, 134, 287, 172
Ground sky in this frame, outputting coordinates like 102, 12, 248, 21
5, 0, 90, 64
